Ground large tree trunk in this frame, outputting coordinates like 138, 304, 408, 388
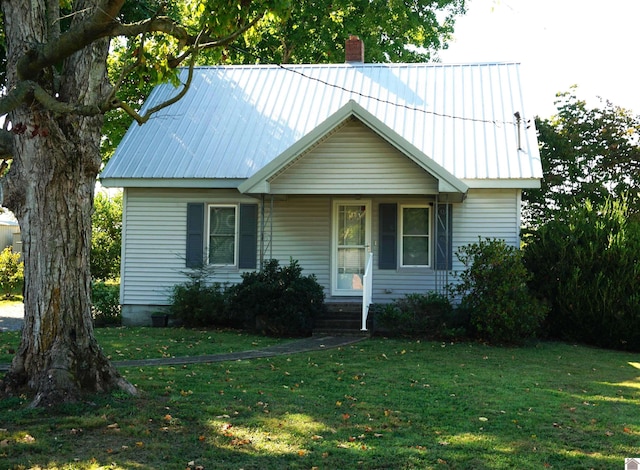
0, 0, 135, 407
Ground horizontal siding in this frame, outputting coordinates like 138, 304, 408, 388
121, 188, 519, 308
268, 197, 332, 289
121, 188, 258, 306
270, 119, 438, 195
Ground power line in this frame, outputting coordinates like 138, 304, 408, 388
228, 45, 520, 127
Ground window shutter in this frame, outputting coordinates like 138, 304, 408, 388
379, 203, 397, 269
435, 204, 453, 271
238, 204, 258, 269
186, 203, 205, 268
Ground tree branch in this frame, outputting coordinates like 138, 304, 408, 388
17, 0, 126, 80
114, 40, 200, 125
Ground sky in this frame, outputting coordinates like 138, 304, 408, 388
438, 0, 639, 119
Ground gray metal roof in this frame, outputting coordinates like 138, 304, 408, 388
101, 62, 542, 188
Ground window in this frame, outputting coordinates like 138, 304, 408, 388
208, 205, 236, 265
401, 205, 430, 267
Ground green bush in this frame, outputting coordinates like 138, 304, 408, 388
452, 238, 548, 345
225, 259, 324, 337
0, 247, 23, 299
91, 192, 122, 281
168, 266, 230, 328
91, 281, 121, 326
524, 197, 640, 350
371, 292, 461, 338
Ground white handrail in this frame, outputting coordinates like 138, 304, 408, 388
361, 252, 373, 331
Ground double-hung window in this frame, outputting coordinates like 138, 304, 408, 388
208, 205, 237, 265
401, 205, 431, 267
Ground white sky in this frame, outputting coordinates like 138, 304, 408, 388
438, 0, 640, 118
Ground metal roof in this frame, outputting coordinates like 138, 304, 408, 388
101, 62, 542, 188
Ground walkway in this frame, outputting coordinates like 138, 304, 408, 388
0, 304, 367, 371
0, 333, 366, 372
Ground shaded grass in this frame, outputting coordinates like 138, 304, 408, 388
1, 337, 639, 469
0, 327, 289, 363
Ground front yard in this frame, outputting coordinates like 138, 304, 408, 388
0, 330, 638, 469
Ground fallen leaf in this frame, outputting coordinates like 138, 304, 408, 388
297, 450, 306, 456
0, 439, 9, 447
311, 435, 324, 440
342, 413, 351, 420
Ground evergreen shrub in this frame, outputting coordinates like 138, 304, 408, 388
168, 266, 230, 328
452, 238, 548, 344
524, 198, 640, 350
371, 292, 462, 338
91, 281, 121, 326
225, 259, 324, 336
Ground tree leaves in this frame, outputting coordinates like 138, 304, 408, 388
523, 87, 640, 226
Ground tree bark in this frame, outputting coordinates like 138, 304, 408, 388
0, 0, 135, 406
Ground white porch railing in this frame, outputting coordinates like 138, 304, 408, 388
361, 252, 373, 331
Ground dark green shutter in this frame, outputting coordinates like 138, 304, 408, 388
435, 204, 453, 270
186, 203, 205, 268
238, 204, 258, 269
379, 203, 397, 269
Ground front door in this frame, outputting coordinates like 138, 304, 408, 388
332, 200, 371, 296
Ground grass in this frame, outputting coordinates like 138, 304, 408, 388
0, 332, 639, 469
0, 327, 289, 363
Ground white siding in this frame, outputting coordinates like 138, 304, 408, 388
121, 188, 520, 312
270, 119, 438, 195
121, 188, 258, 307
268, 196, 332, 289
370, 188, 521, 302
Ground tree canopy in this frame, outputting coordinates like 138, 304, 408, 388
523, 88, 640, 226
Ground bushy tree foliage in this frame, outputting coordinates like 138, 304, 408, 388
451, 238, 548, 345
523, 88, 640, 226
524, 197, 640, 351
0, 246, 23, 299
91, 192, 122, 281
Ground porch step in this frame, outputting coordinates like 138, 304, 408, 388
313, 303, 371, 336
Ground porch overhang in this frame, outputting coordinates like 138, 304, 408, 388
238, 100, 468, 202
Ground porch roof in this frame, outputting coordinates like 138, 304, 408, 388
238, 100, 468, 198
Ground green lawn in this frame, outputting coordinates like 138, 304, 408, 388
0, 331, 638, 469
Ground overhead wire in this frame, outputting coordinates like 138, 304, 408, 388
228, 44, 521, 128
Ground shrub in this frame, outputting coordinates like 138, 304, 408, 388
0, 246, 23, 299
524, 197, 640, 350
91, 192, 122, 281
91, 281, 121, 326
225, 259, 324, 337
371, 292, 461, 338
168, 265, 230, 328
451, 238, 548, 345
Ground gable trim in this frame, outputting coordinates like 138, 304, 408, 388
238, 100, 468, 197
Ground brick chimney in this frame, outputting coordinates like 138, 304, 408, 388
345, 35, 364, 63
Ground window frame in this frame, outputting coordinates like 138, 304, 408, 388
400, 204, 431, 268
206, 204, 238, 267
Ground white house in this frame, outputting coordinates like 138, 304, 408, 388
101, 38, 542, 326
